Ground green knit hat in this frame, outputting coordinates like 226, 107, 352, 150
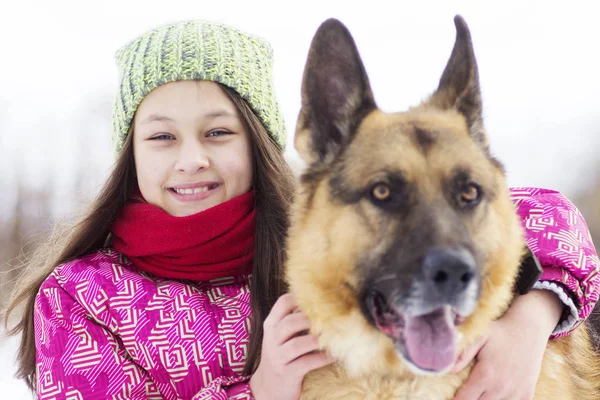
112, 20, 286, 154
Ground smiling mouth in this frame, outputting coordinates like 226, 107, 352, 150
169, 183, 220, 195
366, 291, 466, 374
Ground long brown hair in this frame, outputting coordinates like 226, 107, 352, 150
221, 86, 295, 374
3, 83, 295, 389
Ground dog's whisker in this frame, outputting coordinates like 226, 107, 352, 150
374, 273, 398, 284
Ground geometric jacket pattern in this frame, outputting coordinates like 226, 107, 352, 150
35, 249, 253, 399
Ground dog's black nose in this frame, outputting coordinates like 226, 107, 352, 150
422, 248, 476, 297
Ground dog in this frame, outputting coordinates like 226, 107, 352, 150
285, 15, 600, 399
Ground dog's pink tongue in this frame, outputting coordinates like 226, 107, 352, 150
404, 307, 456, 372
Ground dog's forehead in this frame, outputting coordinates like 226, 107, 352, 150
343, 109, 490, 179
357, 109, 472, 148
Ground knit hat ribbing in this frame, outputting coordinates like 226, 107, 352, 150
111, 20, 286, 154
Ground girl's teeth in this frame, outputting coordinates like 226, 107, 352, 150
174, 186, 211, 195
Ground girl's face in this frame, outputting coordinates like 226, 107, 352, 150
133, 81, 253, 217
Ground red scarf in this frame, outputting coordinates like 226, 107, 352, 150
110, 191, 255, 281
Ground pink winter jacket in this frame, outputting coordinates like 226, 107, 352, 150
34, 188, 599, 399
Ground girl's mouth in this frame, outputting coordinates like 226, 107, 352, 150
170, 183, 220, 195
169, 183, 221, 202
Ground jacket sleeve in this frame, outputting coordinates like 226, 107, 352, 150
510, 187, 600, 338
191, 376, 253, 399
35, 268, 254, 400
35, 273, 156, 399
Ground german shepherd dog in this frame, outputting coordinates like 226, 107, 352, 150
285, 16, 600, 399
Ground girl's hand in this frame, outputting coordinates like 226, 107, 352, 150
250, 293, 335, 400
452, 290, 563, 400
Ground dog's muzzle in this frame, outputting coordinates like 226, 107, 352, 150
363, 247, 479, 374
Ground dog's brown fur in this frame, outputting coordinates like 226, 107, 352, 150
285, 16, 600, 399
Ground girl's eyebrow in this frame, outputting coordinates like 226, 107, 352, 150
203, 110, 238, 120
140, 114, 175, 125
139, 110, 238, 125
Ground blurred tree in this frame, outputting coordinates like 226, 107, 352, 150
574, 173, 600, 247
0, 94, 112, 309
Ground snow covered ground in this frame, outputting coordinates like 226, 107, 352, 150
0, 331, 33, 399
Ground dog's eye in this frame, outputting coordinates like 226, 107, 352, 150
371, 183, 391, 202
459, 184, 481, 207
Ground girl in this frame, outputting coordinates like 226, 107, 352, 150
4, 20, 599, 400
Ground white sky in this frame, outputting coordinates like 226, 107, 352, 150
1, 0, 600, 219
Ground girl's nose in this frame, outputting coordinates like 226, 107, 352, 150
174, 141, 210, 174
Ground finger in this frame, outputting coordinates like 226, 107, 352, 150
453, 363, 489, 400
277, 312, 312, 345
479, 391, 504, 400
451, 335, 488, 373
291, 351, 336, 378
281, 334, 321, 364
481, 388, 532, 400
264, 293, 297, 329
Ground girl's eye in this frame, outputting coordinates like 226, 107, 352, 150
150, 133, 174, 141
206, 130, 233, 138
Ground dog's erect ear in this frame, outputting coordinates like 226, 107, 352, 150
428, 16, 487, 150
295, 18, 376, 165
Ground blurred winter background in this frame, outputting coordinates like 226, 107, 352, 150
1, 0, 599, 397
